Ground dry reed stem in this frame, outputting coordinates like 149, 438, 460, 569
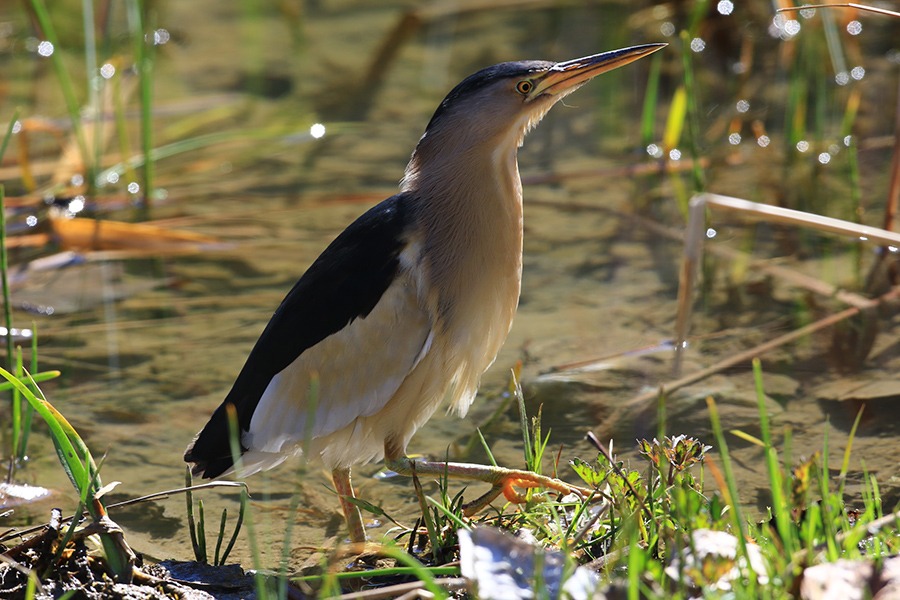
529, 197, 876, 313
777, 4, 900, 19
593, 192, 900, 433
674, 193, 900, 373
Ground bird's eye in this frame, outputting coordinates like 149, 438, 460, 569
515, 80, 533, 95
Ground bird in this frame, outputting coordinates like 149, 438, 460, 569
184, 43, 666, 543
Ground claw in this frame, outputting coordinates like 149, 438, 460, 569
502, 482, 529, 504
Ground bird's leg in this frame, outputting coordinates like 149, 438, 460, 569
332, 467, 366, 543
383, 452, 592, 516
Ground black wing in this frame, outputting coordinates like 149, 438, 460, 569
185, 192, 414, 477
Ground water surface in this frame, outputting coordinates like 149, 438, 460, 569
2, 0, 899, 569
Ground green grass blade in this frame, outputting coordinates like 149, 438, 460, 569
218, 492, 245, 565
112, 70, 138, 186
821, 5, 847, 79
870, 474, 883, 520
12, 348, 22, 467
81, 0, 100, 176
185, 468, 203, 562
197, 498, 207, 563
376, 545, 450, 600
0, 107, 21, 163
1, 184, 14, 372
425, 495, 470, 532
475, 428, 498, 467
226, 405, 269, 600
816, 420, 840, 562
627, 516, 643, 600
410, 465, 441, 563
706, 396, 755, 589
18, 325, 40, 460
213, 508, 227, 566
39, 388, 101, 496
752, 358, 795, 556
838, 404, 865, 498
278, 458, 309, 599
679, 32, 704, 193
0, 366, 90, 496
513, 373, 533, 470
125, 0, 155, 204
0, 370, 62, 392
26, 0, 93, 186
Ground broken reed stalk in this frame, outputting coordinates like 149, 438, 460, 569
777, 4, 900, 19
530, 197, 877, 314
600, 191, 900, 433
673, 193, 900, 374
531, 197, 891, 387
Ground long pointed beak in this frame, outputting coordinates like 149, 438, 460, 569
530, 43, 667, 98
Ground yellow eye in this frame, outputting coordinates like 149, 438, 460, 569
515, 80, 533, 95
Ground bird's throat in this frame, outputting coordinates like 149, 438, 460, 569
410, 140, 524, 345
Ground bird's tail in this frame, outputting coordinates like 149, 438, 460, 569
183, 401, 242, 479
185, 442, 287, 479
184, 400, 290, 479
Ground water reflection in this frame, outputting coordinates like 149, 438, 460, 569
2, 0, 899, 571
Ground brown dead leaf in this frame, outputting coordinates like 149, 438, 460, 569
49, 216, 225, 255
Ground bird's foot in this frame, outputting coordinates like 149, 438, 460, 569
384, 456, 593, 516
460, 468, 592, 515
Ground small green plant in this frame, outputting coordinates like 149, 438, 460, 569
555, 358, 900, 598
0, 368, 135, 582
185, 468, 245, 565
411, 454, 471, 564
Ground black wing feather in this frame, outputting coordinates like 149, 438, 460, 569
185, 193, 413, 477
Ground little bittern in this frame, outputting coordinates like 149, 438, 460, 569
185, 43, 665, 543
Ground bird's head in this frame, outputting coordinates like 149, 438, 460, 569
403, 43, 666, 188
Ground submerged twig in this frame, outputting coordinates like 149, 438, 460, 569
0, 481, 246, 544
610, 289, 898, 430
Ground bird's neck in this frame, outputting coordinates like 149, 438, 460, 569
402, 129, 525, 341
402, 125, 525, 225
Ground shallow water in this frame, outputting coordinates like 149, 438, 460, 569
2, 0, 900, 570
